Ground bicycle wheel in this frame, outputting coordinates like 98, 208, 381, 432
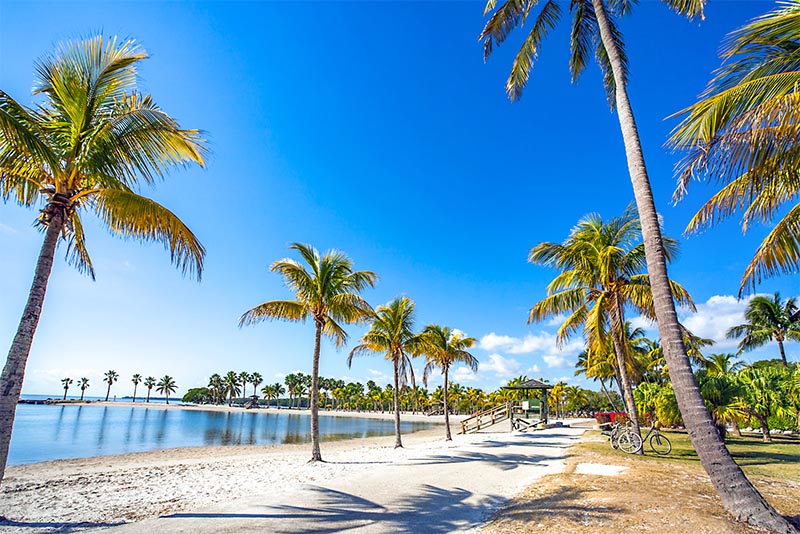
610, 430, 620, 449
649, 433, 671, 455
618, 431, 643, 454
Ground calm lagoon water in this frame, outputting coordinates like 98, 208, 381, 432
9, 404, 434, 465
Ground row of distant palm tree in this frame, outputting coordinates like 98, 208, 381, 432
61, 371, 177, 404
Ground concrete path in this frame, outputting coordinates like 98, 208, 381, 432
95, 426, 586, 534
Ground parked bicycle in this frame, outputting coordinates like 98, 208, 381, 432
602, 420, 642, 454
638, 424, 672, 455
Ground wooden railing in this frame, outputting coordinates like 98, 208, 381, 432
459, 402, 511, 434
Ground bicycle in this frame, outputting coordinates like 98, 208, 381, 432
602, 420, 643, 454
640, 425, 672, 455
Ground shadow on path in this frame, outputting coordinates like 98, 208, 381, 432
493, 485, 623, 525
165, 484, 504, 533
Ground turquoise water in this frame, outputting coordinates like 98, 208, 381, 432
9, 404, 433, 465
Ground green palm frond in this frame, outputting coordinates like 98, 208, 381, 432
506, 0, 562, 101
238, 300, 308, 327
741, 203, 800, 291
63, 210, 95, 279
528, 288, 586, 324
93, 188, 204, 280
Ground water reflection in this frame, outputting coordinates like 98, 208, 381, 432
8, 404, 435, 465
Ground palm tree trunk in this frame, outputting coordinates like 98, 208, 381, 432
147, 389, 151, 402
592, 1, 795, 530
393, 356, 403, 448
105, 383, 111, 402
310, 319, 323, 462
777, 339, 788, 367
133, 385, 138, 403
443, 366, 452, 441
0, 207, 65, 483
611, 299, 642, 443
63, 388, 68, 401
599, 379, 618, 411
80, 389, 85, 401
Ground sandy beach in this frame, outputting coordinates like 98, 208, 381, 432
0, 405, 589, 533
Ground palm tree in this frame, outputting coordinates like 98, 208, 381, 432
528, 209, 694, 438
208, 373, 223, 404
156, 375, 177, 405
240, 243, 376, 462
348, 296, 422, 448
131, 374, 142, 402
272, 382, 286, 408
103, 370, 119, 402
251, 372, 263, 397
670, 3, 800, 295
418, 325, 478, 441
78, 377, 90, 401
479, 1, 792, 529
737, 366, 792, 443
61, 377, 73, 400
144, 376, 156, 403
727, 293, 800, 367
0, 36, 206, 484
239, 371, 250, 400
222, 371, 241, 406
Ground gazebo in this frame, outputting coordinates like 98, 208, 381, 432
501, 378, 553, 430
459, 378, 553, 434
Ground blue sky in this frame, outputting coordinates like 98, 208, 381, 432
1, 0, 796, 398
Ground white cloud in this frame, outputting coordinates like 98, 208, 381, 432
629, 315, 655, 332
479, 353, 522, 379
479, 333, 518, 352
451, 366, 480, 384
542, 354, 571, 368
366, 369, 389, 383
545, 314, 567, 327
679, 295, 751, 351
527, 364, 541, 374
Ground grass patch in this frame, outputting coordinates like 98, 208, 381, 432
579, 429, 800, 481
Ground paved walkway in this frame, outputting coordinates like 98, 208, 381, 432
95, 425, 587, 534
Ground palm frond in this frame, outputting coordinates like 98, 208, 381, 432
238, 300, 308, 327
93, 188, 204, 280
63, 210, 95, 279
740, 202, 800, 293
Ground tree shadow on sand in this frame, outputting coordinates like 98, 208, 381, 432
0, 518, 126, 533
166, 484, 504, 533
488, 485, 623, 526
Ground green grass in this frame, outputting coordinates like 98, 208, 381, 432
580, 429, 800, 481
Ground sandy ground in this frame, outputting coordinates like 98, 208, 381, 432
0, 409, 589, 534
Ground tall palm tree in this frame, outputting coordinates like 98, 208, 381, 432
727, 293, 800, 367
61, 377, 73, 400
78, 377, 90, 401
480, 1, 793, 530
251, 372, 263, 397
240, 243, 376, 462
239, 372, 250, 399
670, 2, 800, 296
144, 376, 156, 403
156, 375, 177, 405
0, 36, 206, 484
528, 209, 694, 438
418, 325, 478, 441
131, 374, 142, 402
348, 296, 422, 448
737, 366, 792, 443
208, 373, 223, 404
103, 370, 119, 402
222, 371, 241, 406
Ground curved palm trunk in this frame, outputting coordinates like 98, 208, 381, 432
443, 365, 452, 441
63, 388, 68, 401
393, 355, 403, 448
0, 209, 65, 483
105, 383, 112, 402
611, 299, 642, 445
776, 339, 788, 367
592, 1, 795, 530
132, 384, 138, 403
599, 379, 618, 411
310, 320, 323, 462
146, 389, 151, 402
80, 389, 86, 401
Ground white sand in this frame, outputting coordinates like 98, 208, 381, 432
0, 412, 589, 534
574, 462, 628, 476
